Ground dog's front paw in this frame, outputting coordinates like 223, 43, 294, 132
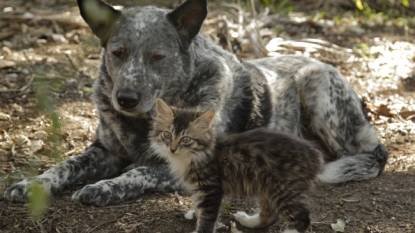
71, 180, 136, 206
71, 183, 111, 206
3, 180, 31, 203
3, 179, 51, 203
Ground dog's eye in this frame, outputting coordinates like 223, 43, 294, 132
152, 53, 165, 61
181, 136, 192, 143
112, 49, 124, 58
163, 131, 172, 139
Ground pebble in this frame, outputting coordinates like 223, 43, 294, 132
347, 25, 365, 35
16, 134, 30, 145
21, 68, 30, 75
12, 103, 23, 113
0, 113, 11, 121
0, 59, 15, 69
30, 140, 44, 152
175, 226, 183, 232
34, 131, 48, 140
52, 34, 68, 44
2, 41, 12, 47
408, 166, 415, 176
67, 78, 78, 89
6, 73, 18, 80
395, 136, 406, 144
0, 149, 8, 156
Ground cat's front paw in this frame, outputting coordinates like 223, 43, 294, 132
233, 211, 261, 228
4, 178, 52, 203
184, 209, 196, 219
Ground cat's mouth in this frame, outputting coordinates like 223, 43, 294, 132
169, 151, 179, 156
168, 150, 190, 158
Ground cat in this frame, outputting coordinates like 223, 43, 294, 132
149, 98, 324, 233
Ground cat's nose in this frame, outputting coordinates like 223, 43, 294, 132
170, 148, 177, 153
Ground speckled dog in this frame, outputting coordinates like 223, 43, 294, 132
4, 0, 387, 206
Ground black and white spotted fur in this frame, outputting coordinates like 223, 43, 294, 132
4, 0, 388, 206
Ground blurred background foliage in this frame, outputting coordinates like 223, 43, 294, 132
105, 0, 414, 18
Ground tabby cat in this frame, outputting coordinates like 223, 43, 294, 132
149, 98, 323, 233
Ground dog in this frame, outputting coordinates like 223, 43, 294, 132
4, 0, 388, 206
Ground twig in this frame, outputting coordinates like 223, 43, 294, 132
0, 75, 34, 93
342, 198, 360, 203
65, 53, 79, 71
249, 0, 257, 18
23, 51, 35, 65
39, 209, 62, 224
310, 221, 334, 224
0, 30, 16, 41
87, 211, 125, 232
31, 220, 41, 233
174, 191, 183, 205
31, 220, 47, 233
64, 149, 77, 156
11, 143, 16, 159
406, 114, 415, 121
220, 16, 233, 52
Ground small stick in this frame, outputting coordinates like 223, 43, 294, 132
87, 211, 125, 232
175, 191, 183, 205
65, 53, 78, 71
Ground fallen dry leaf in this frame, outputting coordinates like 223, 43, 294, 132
230, 221, 242, 233
0, 60, 16, 69
331, 219, 346, 232
407, 166, 415, 175
0, 113, 11, 121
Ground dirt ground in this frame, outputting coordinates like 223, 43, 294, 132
0, 0, 414, 233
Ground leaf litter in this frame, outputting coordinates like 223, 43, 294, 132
0, 0, 414, 232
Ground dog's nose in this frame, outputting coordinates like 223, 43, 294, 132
117, 90, 140, 109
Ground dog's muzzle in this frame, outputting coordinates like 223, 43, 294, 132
116, 89, 140, 109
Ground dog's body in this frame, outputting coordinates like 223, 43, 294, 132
4, 0, 388, 206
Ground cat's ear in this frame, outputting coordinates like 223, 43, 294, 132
192, 109, 215, 130
156, 98, 174, 121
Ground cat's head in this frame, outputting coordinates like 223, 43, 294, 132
149, 98, 216, 160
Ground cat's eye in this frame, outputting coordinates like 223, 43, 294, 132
163, 131, 172, 139
181, 136, 192, 143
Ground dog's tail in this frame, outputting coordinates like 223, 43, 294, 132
318, 144, 388, 184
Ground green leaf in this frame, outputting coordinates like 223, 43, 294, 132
223, 203, 230, 215
262, 0, 270, 7
402, 0, 409, 7
28, 180, 50, 220
355, 0, 364, 10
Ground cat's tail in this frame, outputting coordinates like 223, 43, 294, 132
317, 144, 388, 184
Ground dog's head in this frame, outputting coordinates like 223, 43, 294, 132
77, 0, 207, 116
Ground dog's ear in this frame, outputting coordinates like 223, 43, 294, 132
167, 0, 207, 50
77, 0, 121, 46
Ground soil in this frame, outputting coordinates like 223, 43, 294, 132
0, 1, 414, 233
